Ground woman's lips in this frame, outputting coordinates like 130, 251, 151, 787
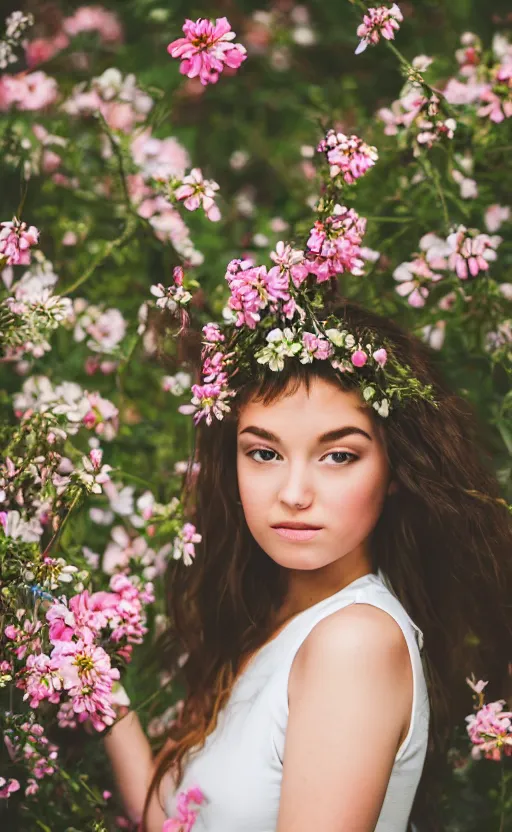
272, 527, 321, 542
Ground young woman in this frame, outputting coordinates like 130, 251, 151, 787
104, 296, 512, 832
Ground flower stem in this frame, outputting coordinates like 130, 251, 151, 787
41, 490, 82, 559
62, 213, 138, 295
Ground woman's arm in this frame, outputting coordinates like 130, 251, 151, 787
103, 709, 175, 831
277, 603, 413, 832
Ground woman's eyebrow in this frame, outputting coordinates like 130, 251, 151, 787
319, 427, 373, 442
239, 426, 279, 442
238, 425, 372, 442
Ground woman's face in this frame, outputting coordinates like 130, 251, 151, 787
236, 377, 394, 574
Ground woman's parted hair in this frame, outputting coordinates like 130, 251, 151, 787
146, 297, 512, 830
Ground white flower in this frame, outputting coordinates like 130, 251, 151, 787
77, 455, 112, 494
162, 372, 192, 396
325, 329, 346, 347
255, 328, 302, 372
373, 399, 390, 418
3, 510, 43, 542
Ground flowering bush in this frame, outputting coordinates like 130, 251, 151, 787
0, 2, 511, 830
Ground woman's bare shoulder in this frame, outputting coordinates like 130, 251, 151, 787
289, 602, 411, 699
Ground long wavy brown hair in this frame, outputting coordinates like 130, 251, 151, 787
144, 296, 512, 830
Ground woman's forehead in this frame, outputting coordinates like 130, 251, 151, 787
237, 377, 375, 436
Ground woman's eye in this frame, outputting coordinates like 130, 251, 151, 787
324, 451, 358, 465
248, 448, 278, 463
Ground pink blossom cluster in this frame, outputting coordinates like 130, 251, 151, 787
63, 5, 123, 43
131, 128, 190, 181
168, 17, 247, 86
0, 219, 39, 266
83, 391, 120, 440
300, 332, 333, 363
225, 258, 294, 328
6, 574, 154, 731
0, 71, 58, 112
174, 168, 221, 222
25, 32, 70, 69
377, 91, 457, 152
446, 225, 501, 279
466, 698, 512, 761
0, 777, 20, 799
305, 206, 367, 281
201, 349, 226, 385
25, 5, 123, 68
202, 323, 225, 343
4, 720, 58, 796
269, 241, 309, 290
163, 785, 206, 831
355, 4, 403, 55
393, 228, 502, 307
442, 33, 512, 124
477, 59, 512, 123
62, 68, 153, 135
180, 381, 234, 426
317, 129, 378, 184
128, 136, 212, 261
393, 255, 444, 307
172, 523, 202, 566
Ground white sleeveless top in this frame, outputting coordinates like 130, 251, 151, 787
165, 570, 430, 831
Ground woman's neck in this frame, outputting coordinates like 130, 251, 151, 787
276, 548, 373, 623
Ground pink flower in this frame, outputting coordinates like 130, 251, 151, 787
484, 204, 510, 234
477, 61, 512, 123
202, 322, 225, 343
446, 226, 501, 280
131, 129, 190, 180
466, 700, 512, 761
172, 523, 202, 566
305, 206, 367, 281
50, 639, 120, 731
373, 348, 388, 367
269, 241, 309, 289
63, 6, 123, 43
226, 259, 290, 329
351, 350, 368, 367
0, 71, 58, 111
180, 382, 234, 426
0, 777, 20, 799
83, 391, 119, 440
300, 332, 333, 363
0, 219, 39, 266
317, 129, 378, 183
4, 721, 58, 786
202, 351, 226, 384
477, 89, 512, 123
168, 17, 247, 86
174, 168, 221, 222
23, 652, 63, 707
443, 77, 486, 106
164, 785, 206, 831
393, 256, 442, 307
25, 778, 39, 796
25, 33, 69, 68
355, 4, 403, 55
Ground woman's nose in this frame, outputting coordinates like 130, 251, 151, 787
277, 464, 313, 510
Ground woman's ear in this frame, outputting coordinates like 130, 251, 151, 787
387, 479, 399, 496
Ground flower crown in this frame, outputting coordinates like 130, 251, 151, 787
166, 128, 436, 426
